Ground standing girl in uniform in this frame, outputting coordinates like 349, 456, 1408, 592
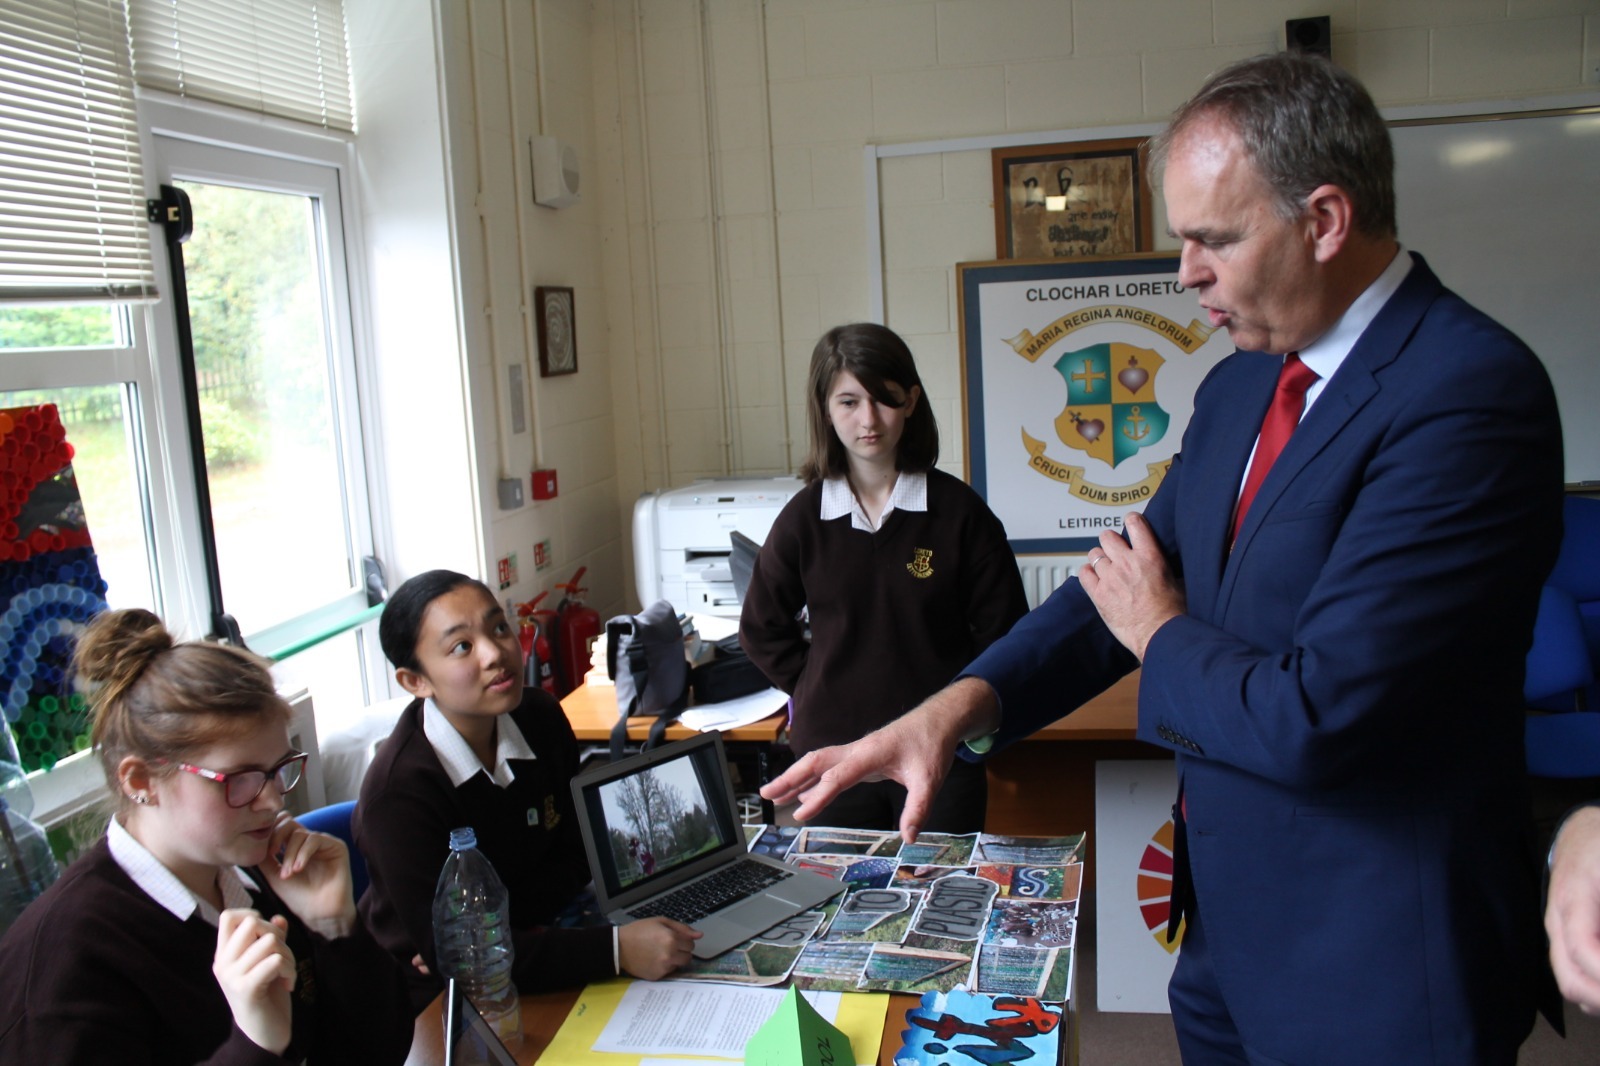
739, 322, 1029, 832
0, 608, 411, 1064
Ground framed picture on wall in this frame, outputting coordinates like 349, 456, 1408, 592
991, 137, 1154, 261
536, 286, 577, 377
958, 253, 1231, 553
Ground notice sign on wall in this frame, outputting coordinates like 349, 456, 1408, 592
958, 255, 1234, 553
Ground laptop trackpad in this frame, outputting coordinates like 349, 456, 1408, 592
694, 895, 792, 952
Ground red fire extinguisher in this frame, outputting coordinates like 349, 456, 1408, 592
555, 566, 602, 697
514, 592, 559, 697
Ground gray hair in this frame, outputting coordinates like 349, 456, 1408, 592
1150, 53, 1396, 239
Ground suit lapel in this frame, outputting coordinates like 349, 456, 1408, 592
1218, 254, 1443, 595
1185, 355, 1278, 614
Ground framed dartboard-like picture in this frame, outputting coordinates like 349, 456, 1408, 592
535, 285, 577, 377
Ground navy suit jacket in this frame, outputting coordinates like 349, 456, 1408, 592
966, 255, 1564, 1063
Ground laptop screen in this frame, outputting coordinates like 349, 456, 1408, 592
575, 735, 741, 900
444, 979, 518, 1066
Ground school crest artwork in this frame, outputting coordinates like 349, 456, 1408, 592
960, 257, 1235, 553
1050, 344, 1168, 468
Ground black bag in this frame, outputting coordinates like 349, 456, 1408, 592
605, 599, 688, 759
689, 635, 769, 704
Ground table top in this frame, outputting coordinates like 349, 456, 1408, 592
1029, 671, 1139, 741
561, 683, 787, 743
562, 672, 1138, 746
406, 987, 917, 1066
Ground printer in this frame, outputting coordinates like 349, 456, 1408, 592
632, 476, 804, 616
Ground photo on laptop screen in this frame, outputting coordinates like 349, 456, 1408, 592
573, 732, 845, 959
587, 739, 734, 896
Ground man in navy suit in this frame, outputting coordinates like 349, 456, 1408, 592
765, 53, 1563, 1063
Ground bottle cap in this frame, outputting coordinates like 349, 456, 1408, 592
449, 827, 477, 851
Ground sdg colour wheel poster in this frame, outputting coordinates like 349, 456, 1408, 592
958, 255, 1235, 553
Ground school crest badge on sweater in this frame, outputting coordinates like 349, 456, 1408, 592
907, 548, 934, 579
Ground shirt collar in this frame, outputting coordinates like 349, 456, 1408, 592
819, 470, 928, 532
1298, 246, 1412, 408
422, 697, 536, 789
106, 815, 259, 926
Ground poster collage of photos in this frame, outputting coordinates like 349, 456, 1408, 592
670, 828, 1084, 1003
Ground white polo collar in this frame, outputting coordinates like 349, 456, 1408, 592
820, 470, 928, 532
423, 697, 537, 789
107, 815, 258, 926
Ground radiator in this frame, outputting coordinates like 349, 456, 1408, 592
1017, 554, 1084, 610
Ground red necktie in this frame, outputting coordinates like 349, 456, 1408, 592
1231, 353, 1319, 542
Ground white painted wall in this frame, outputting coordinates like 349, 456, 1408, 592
346, 0, 479, 587
344, 0, 629, 622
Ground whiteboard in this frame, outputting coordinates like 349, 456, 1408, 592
1390, 107, 1600, 483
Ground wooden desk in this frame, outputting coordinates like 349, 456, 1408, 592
561, 670, 1135, 746
561, 683, 786, 745
1027, 673, 1139, 741
560, 673, 1136, 746
406, 988, 918, 1066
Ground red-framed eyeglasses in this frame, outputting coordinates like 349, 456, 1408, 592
175, 752, 308, 808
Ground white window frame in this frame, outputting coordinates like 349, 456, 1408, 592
144, 94, 378, 651
21, 92, 392, 825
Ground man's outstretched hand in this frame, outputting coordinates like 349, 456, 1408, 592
760, 677, 1000, 842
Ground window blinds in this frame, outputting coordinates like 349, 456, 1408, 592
0, 0, 157, 302
127, 0, 356, 133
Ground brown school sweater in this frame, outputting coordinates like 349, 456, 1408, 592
739, 468, 1029, 755
0, 838, 411, 1065
354, 691, 613, 1012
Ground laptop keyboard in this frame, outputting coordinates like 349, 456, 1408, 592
627, 860, 794, 923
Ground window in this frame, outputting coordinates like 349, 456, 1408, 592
7, 100, 387, 821
4, 0, 380, 824
146, 102, 383, 703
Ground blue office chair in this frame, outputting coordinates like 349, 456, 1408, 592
1546, 495, 1600, 707
297, 800, 369, 900
1524, 586, 1600, 777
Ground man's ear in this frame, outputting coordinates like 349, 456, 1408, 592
395, 667, 434, 700
1304, 183, 1355, 263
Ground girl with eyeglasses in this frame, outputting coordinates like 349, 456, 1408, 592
0, 608, 411, 1064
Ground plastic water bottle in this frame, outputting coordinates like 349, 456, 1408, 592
432, 827, 522, 1048
0, 796, 60, 934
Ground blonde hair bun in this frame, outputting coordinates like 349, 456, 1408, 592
73, 608, 173, 701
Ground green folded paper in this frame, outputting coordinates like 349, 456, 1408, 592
746, 987, 855, 1066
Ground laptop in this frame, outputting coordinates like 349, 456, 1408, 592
443, 979, 518, 1066
571, 730, 844, 959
